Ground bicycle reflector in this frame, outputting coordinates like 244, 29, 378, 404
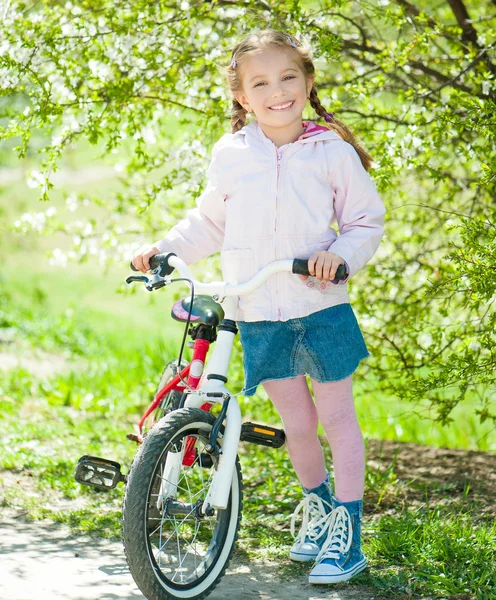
75, 455, 125, 490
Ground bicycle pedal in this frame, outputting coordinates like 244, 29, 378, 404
75, 455, 126, 490
240, 422, 286, 448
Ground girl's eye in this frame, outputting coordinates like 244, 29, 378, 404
254, 75, 296, 88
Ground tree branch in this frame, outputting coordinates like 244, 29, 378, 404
448, 0, 496, 75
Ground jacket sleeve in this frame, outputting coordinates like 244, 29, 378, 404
327, 145, 386, 282
153, 140, 227, 265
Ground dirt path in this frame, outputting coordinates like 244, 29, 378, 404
2, 439, 494, 600
0, 508, 372, 600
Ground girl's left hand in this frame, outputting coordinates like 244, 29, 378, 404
300, 251, 345, 281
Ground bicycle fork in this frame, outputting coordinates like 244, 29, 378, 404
156, 388, 241, 512
156, 449, 183, 511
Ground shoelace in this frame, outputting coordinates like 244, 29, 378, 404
314, 505, 353, 563
290, 492, 333, 544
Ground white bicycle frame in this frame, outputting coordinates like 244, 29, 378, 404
158, 254, 298, 512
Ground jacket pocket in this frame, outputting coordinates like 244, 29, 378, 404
220, 248, 254, 285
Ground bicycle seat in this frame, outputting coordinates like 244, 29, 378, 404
171, 295, 225, 327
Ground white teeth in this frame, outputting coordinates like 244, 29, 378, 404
269, 101, 294, 110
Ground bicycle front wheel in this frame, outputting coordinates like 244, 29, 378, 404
122, 408, 243, 600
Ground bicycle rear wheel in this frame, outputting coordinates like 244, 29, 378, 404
122, 408, 243, 600
143, 359, 189, 434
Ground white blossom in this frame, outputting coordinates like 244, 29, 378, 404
0, 41, 10, 56
61, 23, 77, 36
418, 332, 433, 348
142, 126, 157, 145
26, 170, 48, 190
49, 248, 68, 267
14, 212, 46, 232
88, 59, 112, 80
482, 79, 493, 95
66, 194, 78, 212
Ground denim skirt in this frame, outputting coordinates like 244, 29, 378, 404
237, 303, 370, 397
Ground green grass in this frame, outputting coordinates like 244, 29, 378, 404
1, 278, 494, 598
1, 141, 495, 599
364, 506, 495, 599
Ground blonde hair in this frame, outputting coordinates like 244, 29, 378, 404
221, 29, 373, 171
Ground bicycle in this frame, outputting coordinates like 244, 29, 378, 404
75, 252, 347, 600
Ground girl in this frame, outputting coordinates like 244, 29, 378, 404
132, 29, 386, 585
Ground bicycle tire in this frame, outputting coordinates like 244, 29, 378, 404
122, 408, 243, 600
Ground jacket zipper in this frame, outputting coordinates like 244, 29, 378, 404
275, 148, 282, 233
275, 147, 282, 320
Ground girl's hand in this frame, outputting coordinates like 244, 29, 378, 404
131, 244, 162, 273
300, 251, 344, 281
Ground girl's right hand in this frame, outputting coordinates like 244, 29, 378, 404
131, 244, 161, 273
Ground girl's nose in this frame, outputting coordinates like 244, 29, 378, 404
270, 87, 286, 98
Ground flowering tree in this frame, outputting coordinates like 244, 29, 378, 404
2, 0, 495, 426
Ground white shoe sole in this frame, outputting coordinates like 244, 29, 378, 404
308, 558, 367, 584
289, 551, 318, 562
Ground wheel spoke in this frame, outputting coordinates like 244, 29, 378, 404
172, 518, 204, 582
150, 434, 215, 574
156, 504, 197, 554
123, 410, 241, 595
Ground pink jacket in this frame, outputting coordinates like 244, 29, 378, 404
155, 119, 386, 322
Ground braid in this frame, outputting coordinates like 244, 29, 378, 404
231, 99, 248, 133
309, 87, 373, 172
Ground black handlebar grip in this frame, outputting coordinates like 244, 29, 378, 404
292, 259, 347, 280
292, 259, 311, 276
129, 253, 177, 277
150, 253, 177, 276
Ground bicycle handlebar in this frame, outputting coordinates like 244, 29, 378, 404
130, 254, 346, 279
128, 253, 347, 297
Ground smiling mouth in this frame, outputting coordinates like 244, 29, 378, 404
268, 100, 295, 111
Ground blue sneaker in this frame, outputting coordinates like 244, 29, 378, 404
289, 472, 334, 562
308, 498, 367, 584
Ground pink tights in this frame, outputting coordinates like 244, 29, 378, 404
262, 375, 364, 502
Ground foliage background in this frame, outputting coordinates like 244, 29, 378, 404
2, 0, 495, 435
1, 2, 496, 598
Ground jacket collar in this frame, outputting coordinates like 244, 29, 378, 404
241, 119, 343, 148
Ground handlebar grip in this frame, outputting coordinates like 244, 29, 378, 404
129, 253, 177, 276
292, 259, 347, 280
149, 253, 175, 273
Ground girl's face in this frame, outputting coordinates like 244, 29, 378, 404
235, 47, 314, 129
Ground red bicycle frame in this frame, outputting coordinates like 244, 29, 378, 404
135, 336, 215, 466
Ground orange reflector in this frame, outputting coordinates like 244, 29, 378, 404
253, 427, 275, 436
